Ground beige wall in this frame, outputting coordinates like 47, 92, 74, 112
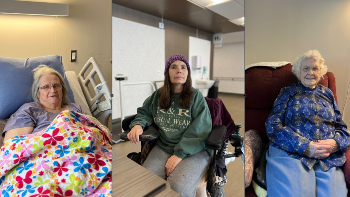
246, 0, 350, 124
0, 0, 112, 89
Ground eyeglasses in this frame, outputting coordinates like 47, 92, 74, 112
302, 66, 320, 73
38, 84, 62, 91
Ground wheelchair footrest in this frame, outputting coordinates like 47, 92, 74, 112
127, 152, 141, 164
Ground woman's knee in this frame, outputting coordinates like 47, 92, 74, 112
266, 146, 316, 197
142, 145, 170, 179
168, 176, 196, 197
166, 152, 209, 197
315, 165, 347, 197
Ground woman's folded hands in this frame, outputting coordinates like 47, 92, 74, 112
304, 139, 340, 159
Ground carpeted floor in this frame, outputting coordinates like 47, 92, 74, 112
112, 93, 245, 197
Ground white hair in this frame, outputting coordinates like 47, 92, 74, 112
292, 49, 328, 80
31, 65, 69, 105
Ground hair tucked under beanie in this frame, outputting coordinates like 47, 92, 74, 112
164, 54, 190, 75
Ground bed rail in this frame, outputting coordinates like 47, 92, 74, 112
77, 57, 111, 126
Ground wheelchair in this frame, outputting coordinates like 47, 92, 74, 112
119, 113, 243, 197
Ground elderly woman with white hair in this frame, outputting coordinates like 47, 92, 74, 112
265, 50, 349, 196
2, 65, 86, 142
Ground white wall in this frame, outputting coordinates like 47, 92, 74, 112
246, 0, 350, 125
189, 37, 211, 88
112, 17, 165, 120
213, 32, 244, 94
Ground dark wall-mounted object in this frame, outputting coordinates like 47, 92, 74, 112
71, 50, 77, 62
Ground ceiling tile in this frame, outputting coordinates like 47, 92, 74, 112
234, 0, 244, 7
112, 0, 244, 33
207, 1, 243, 20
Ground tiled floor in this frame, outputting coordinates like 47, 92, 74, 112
112, 93, 245, 197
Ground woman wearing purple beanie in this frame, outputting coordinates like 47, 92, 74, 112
127, 54, 212, 197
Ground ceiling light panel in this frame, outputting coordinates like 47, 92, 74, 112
229, 17, 244, 26
208, 0, 231, 6
0, 0, 69, 16
187, 0, 207, 9
207, 1, 243, 20
190, 0, 214, 7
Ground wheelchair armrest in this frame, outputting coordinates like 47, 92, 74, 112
119, 125, 159, 142
205, 125, 227, 150
122, 114, 137, 131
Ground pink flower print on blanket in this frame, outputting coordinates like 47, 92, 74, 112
56, 120, 70, 130
20, 143, 33, 157
0, 110, 112, 196
36, 160, 49, 172
62, 155, 78, 166
86, 187, 107, 197
0, 150, 12, 167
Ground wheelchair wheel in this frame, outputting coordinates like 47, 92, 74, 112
207, 160, 216, 195
213, 185, 225, 197
209, 184, 225, 197
217, 175, 227, 187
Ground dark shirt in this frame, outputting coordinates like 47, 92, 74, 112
266, 82, 349, 171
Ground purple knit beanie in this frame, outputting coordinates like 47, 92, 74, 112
164, 54, 190, 75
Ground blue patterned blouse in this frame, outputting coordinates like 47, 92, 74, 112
266, 82, 349, 171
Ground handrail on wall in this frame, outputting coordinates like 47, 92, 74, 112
116, 78, 156, 131
123, 82, 156, 92
120, 82, 156, 120
213, 77, 244, 81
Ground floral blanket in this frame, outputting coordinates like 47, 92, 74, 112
0, 110, 112, 197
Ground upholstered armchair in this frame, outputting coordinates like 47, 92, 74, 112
244, 63, 350, 197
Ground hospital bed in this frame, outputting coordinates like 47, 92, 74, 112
0, 56, 112, 147
0, 55, 113, 196
67, 57, 112, 127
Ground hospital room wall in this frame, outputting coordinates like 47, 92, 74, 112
245, 0, 350, 125
112, 3, 214, 79
0, 0, 112, 90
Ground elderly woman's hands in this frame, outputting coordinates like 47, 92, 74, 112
304, 139, 340, 159
4, 127, 34, 142
127, 125, 143, 145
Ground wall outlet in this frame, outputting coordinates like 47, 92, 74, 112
71, 50, 77, 62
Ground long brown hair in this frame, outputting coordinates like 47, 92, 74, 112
159, 69, 193, 109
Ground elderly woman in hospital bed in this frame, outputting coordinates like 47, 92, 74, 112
0, 63, 112, 196
3, 65, 86, 142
